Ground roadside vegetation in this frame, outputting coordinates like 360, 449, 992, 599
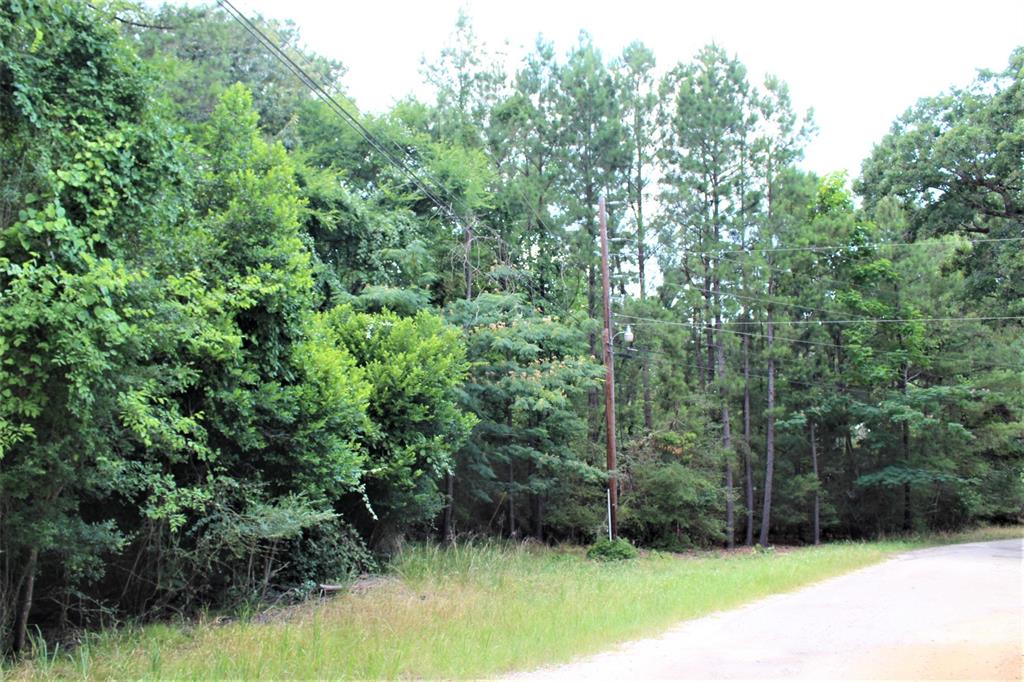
10, 526, 1021, 680
1, 0, 1020, 664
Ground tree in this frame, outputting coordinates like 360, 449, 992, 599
659, 45, 755, 547
446, 294, 601, 540
754, 75, 812, 546
321, 306, 473, 552
127, 3, 345, 135
0, 0, 202, 649
858, 48, 1023, 314
616, 41, 658, 430
421, 9, 505, 149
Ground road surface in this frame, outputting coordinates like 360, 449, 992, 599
511, 539, 1023, 680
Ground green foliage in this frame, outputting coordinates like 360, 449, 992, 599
446, 294, 602, 539
620, 458, 725, 550
281, 518, 378, 587
322, 305, 474, 544
127, 3, 345, 134
857, 48, 1024, 313
0, 3, 492, 650
586, 537, 639, 561
193, 491, 337, 601
2, 0, 1020, 657
23, 535, 1015, 680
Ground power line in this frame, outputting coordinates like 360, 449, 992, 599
619, 313, 842, 349
767, 315, 1024, 325
620, 309, 1024, 327
660, 280, 873, 321
218, 0, 577, 312
221, 0, 622, 319
649, 284, 1024, 326
616, 344, 880, 396
618, 344, 1017, 399
211, 1, 1024, 337
604, 231, 1003, 315
614, 313, 1024, 370
676, 236, 1024, 259
611, 229, 1022, 257
216, 0, 468, 231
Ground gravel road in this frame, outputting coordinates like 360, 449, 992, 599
510, 539, 1023, 680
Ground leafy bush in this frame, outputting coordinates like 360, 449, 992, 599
282, 518, 378, 587
619, 458, 725, 550
587, 537, 639, 561
323, 305, 474, 545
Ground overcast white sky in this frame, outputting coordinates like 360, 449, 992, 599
230, 0, 1021, 179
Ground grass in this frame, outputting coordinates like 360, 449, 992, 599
9, 525, 1022, 680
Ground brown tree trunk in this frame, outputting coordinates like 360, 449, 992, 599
715, 271, 733, 548
507, 462, 517, 539
635, 147, 653, 431
532, 493, 544, 541
704, 283, 714, 387
441, 472, 455, 545
811, 421, 820, 545
464, 223, 473, 299
641, 356, 653, 431
587, 193, 601, 440
693, 315, 704, 388
743, 327, 754, 546
759, 308, 776, 547
13, 547, 39, 655
901, 364, 912, 532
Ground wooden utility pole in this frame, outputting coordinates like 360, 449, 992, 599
599, 196, 619, 539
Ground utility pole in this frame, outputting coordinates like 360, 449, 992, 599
599, 196, 619, 539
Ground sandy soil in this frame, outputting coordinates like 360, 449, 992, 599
508, 539, 1024, 681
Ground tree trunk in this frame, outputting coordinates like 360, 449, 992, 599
532, 493, 544, 541
760, 154, 777, 541
693, 315, 703, 388
441, 472, 455, 545
635, 135, 653, 432
704, 284, 714, 387
715, 270, 733, 548
724, 449, 735, 549
810, 421, 820, 545
507, 462, 517, 539
13, 547, 39, 655
902, 480, 911, 532
759, 309, 776, 547
743, 328, 754, 546
587, 195, 601, 440
641, 356, 653, 431
464, 222, 473, 299
901, 364, 911, 532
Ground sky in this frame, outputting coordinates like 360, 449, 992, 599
227, 0, 1022, 180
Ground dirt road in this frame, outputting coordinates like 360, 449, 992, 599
511, 539, 1023, 680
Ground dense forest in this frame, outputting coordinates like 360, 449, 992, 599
1, 0, 1021, 654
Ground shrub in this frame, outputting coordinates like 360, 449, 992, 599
619, 459, 725, 549
587, 537, 639, 561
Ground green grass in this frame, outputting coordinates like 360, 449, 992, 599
10, 525, 1022, 680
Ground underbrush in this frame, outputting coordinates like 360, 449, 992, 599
9, 525, 1021, 680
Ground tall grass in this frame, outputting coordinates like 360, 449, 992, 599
10, 526, 1022, 680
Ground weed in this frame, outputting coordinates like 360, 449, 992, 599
7, 526, 1020, 680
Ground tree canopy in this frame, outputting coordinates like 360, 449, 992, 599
1, 0, 1020, 654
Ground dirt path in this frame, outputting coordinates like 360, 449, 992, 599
510, 539, 1023, 680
